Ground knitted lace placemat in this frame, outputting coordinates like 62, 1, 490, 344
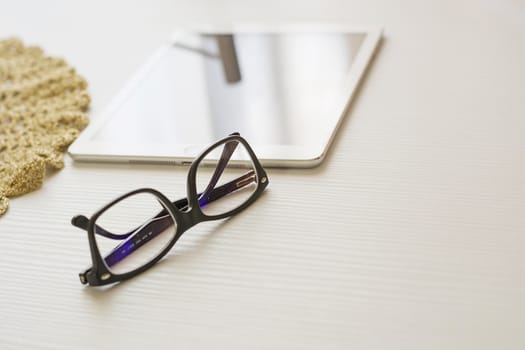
0, 38, 89, 216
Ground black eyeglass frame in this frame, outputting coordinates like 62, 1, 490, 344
72, 134, 269, 286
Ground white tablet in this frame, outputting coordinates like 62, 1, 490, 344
69, 25, 382, 168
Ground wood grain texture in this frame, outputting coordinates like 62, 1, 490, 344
1, 1, 524, 349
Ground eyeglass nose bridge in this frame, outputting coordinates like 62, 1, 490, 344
174, 205, 202, 235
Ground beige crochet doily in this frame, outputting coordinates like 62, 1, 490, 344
0, 38, 89, 216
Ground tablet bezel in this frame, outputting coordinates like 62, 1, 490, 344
68, 24, 382, 168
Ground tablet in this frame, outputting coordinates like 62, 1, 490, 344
68, 25, 382, 168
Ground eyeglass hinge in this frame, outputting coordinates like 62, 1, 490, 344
79, 267, 93, 285
79, 272, 88, 285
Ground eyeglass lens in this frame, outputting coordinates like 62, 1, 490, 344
93, 192, 177, 275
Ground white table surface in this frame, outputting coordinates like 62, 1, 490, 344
1, 1, 524, 349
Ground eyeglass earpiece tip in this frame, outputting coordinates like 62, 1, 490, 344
71, 215, 89, 229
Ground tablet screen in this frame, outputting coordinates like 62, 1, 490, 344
91, 32, 366, 153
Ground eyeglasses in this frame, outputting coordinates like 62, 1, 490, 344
71, 133, 269, 286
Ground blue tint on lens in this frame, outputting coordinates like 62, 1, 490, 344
105, 240, 135, 267
198, 195, 208, 208
103, 214, 174, 270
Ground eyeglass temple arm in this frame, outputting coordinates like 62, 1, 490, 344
199, 137, 239, 203
198, 169, 255, 207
